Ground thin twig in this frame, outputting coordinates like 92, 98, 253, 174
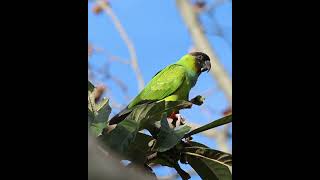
93, 45, 131, 65
96, 62, 131, 101
205, 0, 229, 12
203, 3, 232, 47
97, 0, 145, 91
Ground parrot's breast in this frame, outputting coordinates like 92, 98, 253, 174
164, 71, 198, 102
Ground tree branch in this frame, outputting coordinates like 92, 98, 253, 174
97, 0, 145, 91
176, 0, 232, 105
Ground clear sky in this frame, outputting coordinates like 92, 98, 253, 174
88, 0, 232, 179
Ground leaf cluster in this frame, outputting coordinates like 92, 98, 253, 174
88, 81, 232, 180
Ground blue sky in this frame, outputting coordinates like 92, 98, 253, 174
89, 0, 231, 179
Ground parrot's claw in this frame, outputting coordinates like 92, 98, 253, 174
167, 113, 186, 128
175, 114, 186, 126
166, 117, 176, 129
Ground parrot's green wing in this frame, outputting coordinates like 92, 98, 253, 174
128, 64, 186, 109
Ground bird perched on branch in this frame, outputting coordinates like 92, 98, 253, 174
108, 52, 211, 126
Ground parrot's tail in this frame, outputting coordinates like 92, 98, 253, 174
108, 106, 132, 125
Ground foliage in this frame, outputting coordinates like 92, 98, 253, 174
88, 81, 232, 180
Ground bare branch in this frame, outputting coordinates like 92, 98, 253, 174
93, 45, 131, 65
109, 75, 129, 94
97, 0, 145, 91
176, 0, 232, 105
205, 0, 229, 12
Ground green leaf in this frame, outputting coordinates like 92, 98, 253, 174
88, 81, 111, 136
149, 156, 175, 168
88, 96, 111, 124
187, 141, 209, 148
88, 108, 94, 124
152, 116, 191, 152
126, 162, 158, 180
94, 98, 112, 123
185, 114, 232, 137
100, 100, 192, 155
186, 152, 232, 180
88, 93, 96, 113
89, 122, 107, 137
99, 103, 162, 154
185, 141, 232, 166
184, 147, 232, 166
88, 81, 95, 93
99, 118, 139, 153
129, 101, 165, 129
132, 100, 192, 128
148, 152, 191, 180
88, 98, 110, 137
125, 132, 154, 163
88, 89, 96, 124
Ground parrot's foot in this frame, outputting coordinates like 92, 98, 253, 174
167, 113, 186, 128
166, 117, 175, 129
175, 114, 186, 125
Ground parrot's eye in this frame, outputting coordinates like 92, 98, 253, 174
197, 55, 203, 60
197, 60, 202, 67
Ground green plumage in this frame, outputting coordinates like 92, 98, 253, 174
128, 55, 199, 109
108, 52, 210, 125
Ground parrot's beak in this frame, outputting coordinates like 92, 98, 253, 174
201, 60, 211, 73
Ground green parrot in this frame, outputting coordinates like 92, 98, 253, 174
108, 52, 211, 125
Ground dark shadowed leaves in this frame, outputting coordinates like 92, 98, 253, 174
90, 122, 107, 137
94, 98, 112, 123
186, 141, 232, 166
88, 81, 95, 93
152, 116, 191, 152
99, 102, 164, 154
186, 152, 231, 180
182, 141, 232, 180
126, 163, 158, 180
99, 117, 139, 153
89, 92, 232, 180
148, 151, 191, 180
125, 132, 154, 163
100, 100, 193, 155
162, 100, 193, 112
88, 81, 111, 136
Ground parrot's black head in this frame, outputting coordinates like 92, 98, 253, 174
189, 51, 211, 73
